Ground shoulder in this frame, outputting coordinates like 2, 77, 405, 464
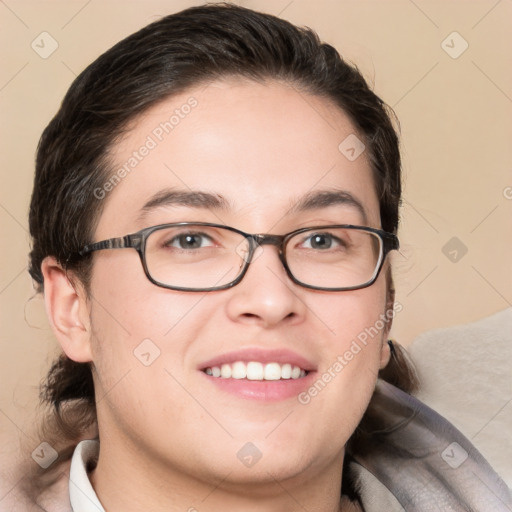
348, 380, 512, 511
0, 452, 71, 512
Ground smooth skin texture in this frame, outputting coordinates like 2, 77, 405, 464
42, 79, 392, 512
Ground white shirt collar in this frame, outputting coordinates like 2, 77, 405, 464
69, 440, 105, 512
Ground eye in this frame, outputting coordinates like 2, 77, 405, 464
166, 232, 215, 250
301, 232, 344, 250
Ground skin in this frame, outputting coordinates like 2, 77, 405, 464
42, 79, 392, 512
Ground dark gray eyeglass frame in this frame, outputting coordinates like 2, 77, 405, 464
78, 222, 399, 292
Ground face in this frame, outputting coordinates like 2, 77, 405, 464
81, 79, 391, 490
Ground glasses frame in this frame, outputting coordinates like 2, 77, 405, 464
78, 222, 399, 292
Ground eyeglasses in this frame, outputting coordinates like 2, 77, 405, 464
78, 222, 399, 292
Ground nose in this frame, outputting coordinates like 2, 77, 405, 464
224, 243, 306, 328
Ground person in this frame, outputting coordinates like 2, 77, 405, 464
13, 3, 510, 511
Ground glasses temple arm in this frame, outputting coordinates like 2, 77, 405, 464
79, 234, 141, 255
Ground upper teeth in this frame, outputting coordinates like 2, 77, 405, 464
204, 361, 307, 380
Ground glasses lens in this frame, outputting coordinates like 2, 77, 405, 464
145, 225, 248, 290
285, 227, 382, 289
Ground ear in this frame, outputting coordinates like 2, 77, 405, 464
41, 256, 92, 363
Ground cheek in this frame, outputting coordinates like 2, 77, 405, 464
87, 271, 214, 446
89, 251, 208, 339
87, 255, 215, 394
301, 278, 388, 421
316, 276, 388, 354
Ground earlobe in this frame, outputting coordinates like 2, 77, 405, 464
379, 339, 392, 369
41, 256, 92, 363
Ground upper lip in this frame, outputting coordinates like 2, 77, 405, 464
198, 348, 317, 372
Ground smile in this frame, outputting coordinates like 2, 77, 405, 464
203, 361, 308, 380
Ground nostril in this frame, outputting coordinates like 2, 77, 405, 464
241, 313, 259, 319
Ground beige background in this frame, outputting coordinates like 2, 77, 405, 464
1, 0, 511, 483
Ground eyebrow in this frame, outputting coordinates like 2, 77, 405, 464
137, 187, 368, 224
137, 189, 229, 222
289, 190, 368, 224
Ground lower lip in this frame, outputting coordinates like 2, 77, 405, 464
200, 371, 317, 401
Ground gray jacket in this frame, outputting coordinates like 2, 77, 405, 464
346, 380, 512, 511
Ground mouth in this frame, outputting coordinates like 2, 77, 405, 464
197, 348, 316, 401
202, 361, 309, 380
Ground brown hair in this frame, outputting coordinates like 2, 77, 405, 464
26, 2, 417, 500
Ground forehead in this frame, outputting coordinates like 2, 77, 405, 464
97, 79, 379, 236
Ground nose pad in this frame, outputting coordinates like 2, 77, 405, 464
235, 238, 264, 265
